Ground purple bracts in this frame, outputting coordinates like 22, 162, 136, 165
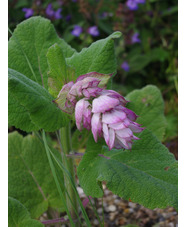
91, 90, 144, 150
55, 72, 144, 150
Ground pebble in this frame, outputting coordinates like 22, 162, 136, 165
97, 207, 103, 214
114, 199, 120, 204
39, 216, 45, 221
162, 212, 177, 219
43, 212, 47, 218
109, 212, 117, 221
104, 189, 110, 196
77, 186, 84, 195
93, 219, 99, 226
108, 205, 117, 212
128, 201, 136, 209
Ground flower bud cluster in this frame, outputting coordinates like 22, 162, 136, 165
55, 72, 144, 150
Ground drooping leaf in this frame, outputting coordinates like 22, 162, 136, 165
8, 16, 76, 89
77, 129, 178, 210
8, 131, 65, 218
8, 68, 69, 132
47, 43, 75, 98
126, 85, 167, 141
8, 197, 44, 227
66, 31, 122, 79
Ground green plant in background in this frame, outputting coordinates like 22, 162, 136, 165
8, 16, 177, 226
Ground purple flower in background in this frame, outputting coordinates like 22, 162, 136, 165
126, 0, 138, 10
54, 8, 62, 19
136, 0, 146, 4
46, 4, 62, 19
99, 12, 108, 18
71, 25, 83, 37
22, 8, 34, 18
131, 32, 141, 44
46, 3, 54, 17
88, 26, 100, 37
66, 14, 71, 22
121, 61, 130, 72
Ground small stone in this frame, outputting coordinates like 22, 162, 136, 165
129, 208, 134, 213
102, 184, 106, 190
113, 194, 117, 199
43, 212, 47, 218
108, 205, 117, 212
104, 189, 110, 196
118, 217, 126, 225
106, 195, 113, 202
77, 186, 84, 195
93, 219, 99, 226
167, 207, 174, 212
162, 212, 176, 219
39, 216, 45, 221
114, 199, 120, 204
97, 207, 103, 214
128, 201, 136, 208
109, 212, 117, 221
124, 208, 130, 213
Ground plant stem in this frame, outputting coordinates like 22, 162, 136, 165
59, 122, 79, 226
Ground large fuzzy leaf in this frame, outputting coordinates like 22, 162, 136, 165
8, 132, 65, 218
8, 68, 69, 132
8, 16, 76, 89
126, 85, 167, 141
66, 31, 122, 79
77, 129, 178, 210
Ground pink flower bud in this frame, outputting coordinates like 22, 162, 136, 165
91, 91, 144, 150
75, 99, 92, 131
54, 71, 144, 150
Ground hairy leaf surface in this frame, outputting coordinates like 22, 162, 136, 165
77, 129, 178, 210
8, 132, 64, 218
9, 16, 76, 89
8, 68, 69, 132
66, 32, 122, 79
126, 85, 167, 141
8, 197, 44, 227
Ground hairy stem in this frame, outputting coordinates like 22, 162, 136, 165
59, 122, 79, 226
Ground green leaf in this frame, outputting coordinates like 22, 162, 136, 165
126, 85, 167, 141
128, 54, 151, 73
8, 197, 44, 227
148, 48, 169, 62
8, 92, 40, 131
66, 31, 122, 79
8, 68, 69, 132
8, 16, 76, 89
8, 131, 65, 218
47, 43, 75, 98
77, 129, 178, 210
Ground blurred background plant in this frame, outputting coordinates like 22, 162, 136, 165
8, 0, 178, 155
